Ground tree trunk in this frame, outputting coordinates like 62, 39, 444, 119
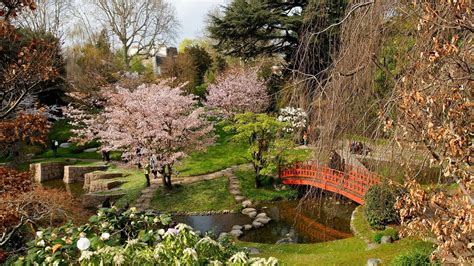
122, 42, 130, 69
159, 164, 172, 189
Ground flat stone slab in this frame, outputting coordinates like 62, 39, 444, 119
88, 180, 125, 193
84, 172, 123, 190
234, 195, 245, 202
64, 165, 108, 183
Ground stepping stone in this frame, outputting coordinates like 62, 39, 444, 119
232, 225, 243, 231
242, 200, 252, 208
256, 213, 268, 219
243, 224, 252, 230
234, 195, 245, 202
230, 229, 243, 238
252, 220, 263, 228
248, 211, 257, 218
242, 208, 257, 215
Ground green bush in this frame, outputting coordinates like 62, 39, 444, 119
373, 232, 383, 244
383, 227, 399, 241
391, 249, 434, 266
373, 228, 399, 243
364, 184, 400, 229
18, 207, 277, 265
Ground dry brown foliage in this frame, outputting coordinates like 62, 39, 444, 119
390, 1, 473, 263
0, 167, 92, 254
1, 0, 60, 118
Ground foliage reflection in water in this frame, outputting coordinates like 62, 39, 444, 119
240, 197, 356, 244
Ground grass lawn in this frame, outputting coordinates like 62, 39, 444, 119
98, 165, 148, 207
175, 125, 249, 176
234, 170, 299, 202
150, 177, 239, 212
240, 204, 434, 265
241, 237, 433, 265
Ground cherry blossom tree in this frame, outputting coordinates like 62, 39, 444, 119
66, 80, 215, 188
205, 67, 269, 118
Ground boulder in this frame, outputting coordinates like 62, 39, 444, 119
243, 224, 252, 230
229, 229, 243, 238
242, 200, 252, 208
247, 247, 260, 254
59, 142, 72, 148
84, 147, 98, 153
232, 225, 243, 231
235, 195, 245, 202
366, 258, 381, 266
381, 236, 393, 244
248, 211, 257, 219
252, 220, 263, 228
256, 212, 268, 219
242, 208, 257, 215
218, 233, 229, 241
255, 217, 271, 224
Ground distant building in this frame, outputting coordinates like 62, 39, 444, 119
128, 45, 178, 75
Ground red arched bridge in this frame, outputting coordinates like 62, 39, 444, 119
278, 161, 382, 204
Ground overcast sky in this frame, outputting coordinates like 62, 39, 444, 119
173, 0, 228, 46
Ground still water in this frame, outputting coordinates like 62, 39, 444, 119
175, 196, 356, 244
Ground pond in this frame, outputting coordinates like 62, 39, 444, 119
174, 195, 356, 244
40, 179, 86, 199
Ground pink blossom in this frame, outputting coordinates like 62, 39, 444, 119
65, 79, 215, 171
205, 67, 269, 118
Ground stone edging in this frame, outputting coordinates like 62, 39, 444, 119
172, 210, 238, 216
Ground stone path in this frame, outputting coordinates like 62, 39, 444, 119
228, 164, 252, 203
134, 167, 235, 211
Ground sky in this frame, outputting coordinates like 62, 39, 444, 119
173, 0, 228, 46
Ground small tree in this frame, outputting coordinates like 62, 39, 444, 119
225, 112, 291, 188
66, 80, 215, 188
206, 67, 269, 118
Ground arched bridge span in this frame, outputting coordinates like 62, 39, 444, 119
278, 161, 382, 204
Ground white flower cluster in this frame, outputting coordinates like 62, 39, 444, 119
277, 107, 308, 132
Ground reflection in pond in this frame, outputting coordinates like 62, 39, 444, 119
240, 198, 356, 244
40, 179, 86, 199
173, 213, 252, 235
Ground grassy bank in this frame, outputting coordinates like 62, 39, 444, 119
240, 204, 434, 265
150, 177, 239, 212
175, 125, 249, 176
234, 170, 299, 202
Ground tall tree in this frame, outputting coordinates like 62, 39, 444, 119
15, 0, 73, 39
93, 0, 179, 68
208, 0, 307, 61
65, 81, 215, 188
0, 0, 61, 119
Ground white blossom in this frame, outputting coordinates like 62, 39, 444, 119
100, 232, 110, 241
77, 237, 91, 251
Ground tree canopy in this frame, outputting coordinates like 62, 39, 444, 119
208, 0, 307, 61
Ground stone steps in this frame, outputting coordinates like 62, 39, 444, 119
88, 179, 125, 193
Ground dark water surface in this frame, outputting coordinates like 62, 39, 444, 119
240, 198, 356, 244
40, 179, 86, 199
173, 213, 253, 235
175, 196, 356, 244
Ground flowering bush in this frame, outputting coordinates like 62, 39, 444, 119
277, 107, 307, 133
206, 67, 270, 118
17, 207, 277, 265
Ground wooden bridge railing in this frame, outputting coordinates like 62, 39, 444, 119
278, 160, 382, 204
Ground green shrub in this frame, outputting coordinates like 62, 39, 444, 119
19, 207, 277, 265
373, 232, 383, 244
364, 184, 400, 229
383, 227, 399, 241
373, 228, 399, 244
391, 249, 434, 266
